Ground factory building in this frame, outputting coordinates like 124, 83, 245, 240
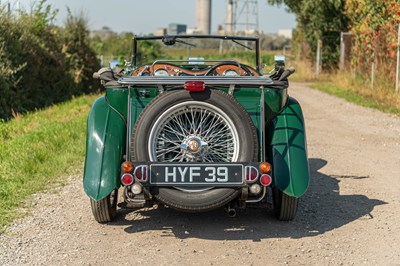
168, 23, 187, 35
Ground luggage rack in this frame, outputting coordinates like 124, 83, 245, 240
118, 75, 274, 87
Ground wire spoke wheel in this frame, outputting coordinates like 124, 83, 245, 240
148, 102, 239, 163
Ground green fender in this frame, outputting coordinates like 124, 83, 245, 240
83, 96, 126, 201
267, 97, 310, 197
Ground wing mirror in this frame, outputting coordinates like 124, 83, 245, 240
274, 55, 286, 71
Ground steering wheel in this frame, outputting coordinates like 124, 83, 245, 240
204, 63, 254, 76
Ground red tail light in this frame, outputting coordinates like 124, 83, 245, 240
121, 173, 134, 186
245, 166, 259, 183
134, 165, 148, 182
260, 174, 272, 186
184, 81, 205, 92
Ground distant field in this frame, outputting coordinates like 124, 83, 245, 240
0, 94, 99, 230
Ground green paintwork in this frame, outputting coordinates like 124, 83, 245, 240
218, 87, 286, 119
103, 85, 286, 138
105, 88, 129, 117
267, 97, 310, 198
130, 88, 158, 125
83, 96, 126, 201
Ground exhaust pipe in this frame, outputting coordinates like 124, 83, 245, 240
226, 206, 236, 218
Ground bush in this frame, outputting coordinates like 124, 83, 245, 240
0, 1, 100, 119
347, 0, 400, 87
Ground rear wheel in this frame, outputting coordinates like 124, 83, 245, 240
273, 187, 298, 221
131, 89, 258, 212
90, 189, 118, 223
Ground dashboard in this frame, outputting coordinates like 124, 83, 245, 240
131, 63, 260, 77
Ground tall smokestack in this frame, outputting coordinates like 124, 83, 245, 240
227, 0, 233, 34
196, 0, 212, 34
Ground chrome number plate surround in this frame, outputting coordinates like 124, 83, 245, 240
149, 163, 244, 187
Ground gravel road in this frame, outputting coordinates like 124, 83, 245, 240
1, 82, 399, 266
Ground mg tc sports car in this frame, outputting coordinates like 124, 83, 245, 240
84, 35, 309, 223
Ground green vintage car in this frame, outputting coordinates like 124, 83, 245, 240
84, 35, 309, 223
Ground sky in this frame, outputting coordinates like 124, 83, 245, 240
11, 0, 296, 34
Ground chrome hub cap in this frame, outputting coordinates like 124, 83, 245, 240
180, 136, 209, 159
188, 139, 200, 153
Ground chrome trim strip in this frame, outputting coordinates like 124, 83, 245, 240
118, 76, 273, 86
260, 86, 265, 162
126, 87, 132, 161
246, 186, 267, 203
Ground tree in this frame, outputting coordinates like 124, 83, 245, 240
0, 1, 100, 119
346, 0, 400, 81
267, 0, 350, 68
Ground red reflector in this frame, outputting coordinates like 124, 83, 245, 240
260, 174, 272, 186
121, 173, 134, 186
184, 81, 205, 92
245, 166, 259, 183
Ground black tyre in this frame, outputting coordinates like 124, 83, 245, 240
131, 89, 258, 212
273, 187, 299, 221
90, 189, 118, 223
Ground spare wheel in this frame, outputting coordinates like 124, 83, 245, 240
131, 89, 258, 212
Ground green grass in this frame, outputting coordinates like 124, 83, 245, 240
0, 94, 99, 230
288, 60, 400, 116
312, 82, 400, 116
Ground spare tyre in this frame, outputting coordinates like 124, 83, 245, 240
131, 88, 258, 212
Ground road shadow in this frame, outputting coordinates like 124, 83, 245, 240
110, 158, 386, 241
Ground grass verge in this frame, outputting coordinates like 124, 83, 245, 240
288, 61, 400, 116
0, 94, 99, 230
311, 82, 400, 116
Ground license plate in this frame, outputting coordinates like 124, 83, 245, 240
149, 164, 243, 186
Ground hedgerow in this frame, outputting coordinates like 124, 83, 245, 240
0, 1, 100, 119
346, 0, 400, 84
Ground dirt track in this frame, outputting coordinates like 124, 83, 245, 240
1, 82, 400, 265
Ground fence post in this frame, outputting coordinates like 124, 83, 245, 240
371, 49, 375, 89
282, 45, 291, 57
340, 32, 345, 70
316, 39, 322, 76
396, 23, 400, 95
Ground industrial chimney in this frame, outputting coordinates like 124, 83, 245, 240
196, 0, 212, 34
227, 0, 233, 34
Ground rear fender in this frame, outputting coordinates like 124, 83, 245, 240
267, 97, 309, 197
83, 96, 126, 201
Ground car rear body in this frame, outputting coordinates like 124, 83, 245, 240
84, 35, 309, 222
